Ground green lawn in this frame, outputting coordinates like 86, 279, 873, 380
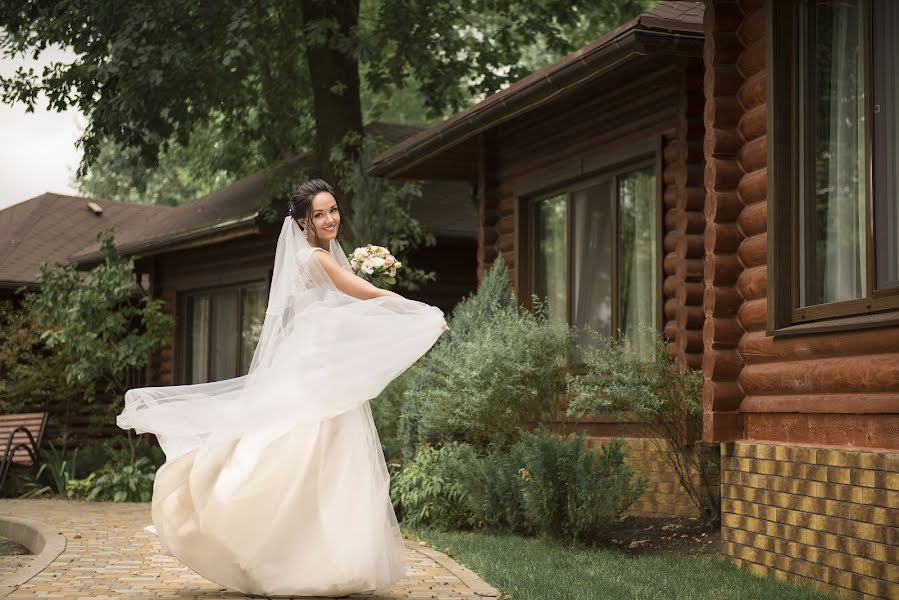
409, 529, 835, 600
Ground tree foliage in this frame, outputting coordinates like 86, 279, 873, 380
26, 233, 173, 403
366, 0, 654, 114
0, 301, 72, 417
331, 131, 435, 290
1, 0, 654, 209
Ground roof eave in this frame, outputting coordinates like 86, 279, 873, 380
0, 280, 40, 291
71, 212, 262, 267
369, 26, 703, 180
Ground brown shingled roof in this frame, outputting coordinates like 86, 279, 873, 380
370, 1, 704, 180
0, 193, 172, 289
72, 122, 476, 264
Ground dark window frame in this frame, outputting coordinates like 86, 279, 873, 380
520, 149, 664, 341
178, 279, 268, 384
767, 0, 899, 335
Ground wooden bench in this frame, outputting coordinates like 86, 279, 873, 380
0, 412, 48, 492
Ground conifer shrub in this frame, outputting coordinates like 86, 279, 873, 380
399, 260, 572, 458
466, 431, 647, 543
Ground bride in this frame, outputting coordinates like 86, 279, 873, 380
117, 179, 447, 596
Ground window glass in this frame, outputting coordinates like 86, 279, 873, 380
189, 295, 210, 384
210, 291, 240, 381
186, 283, 268, 383
799, 0, 867, 306
571, 182, 613, 347
240, 286, 267, 374
534, 195, 568, 322
618, 167, 658, 349
873, 0, 899, 290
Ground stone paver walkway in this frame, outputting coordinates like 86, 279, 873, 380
0, 500, 498, 600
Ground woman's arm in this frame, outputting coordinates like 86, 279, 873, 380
312, 250, 401, 300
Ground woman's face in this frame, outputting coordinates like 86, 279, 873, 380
303, 191, 340, 245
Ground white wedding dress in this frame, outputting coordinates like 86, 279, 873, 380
118, 217, 447, 596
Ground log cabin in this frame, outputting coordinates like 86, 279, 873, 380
372, 1, 898, 597
372, 2, 709, 518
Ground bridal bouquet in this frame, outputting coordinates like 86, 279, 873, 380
349, 244, 402, 288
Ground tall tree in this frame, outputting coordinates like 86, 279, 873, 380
1, 0, 652, 214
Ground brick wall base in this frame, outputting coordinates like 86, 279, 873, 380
586, 437, 705, 518
721, 441, 898, 600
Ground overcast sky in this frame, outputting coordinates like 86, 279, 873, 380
0, 46, 84, 211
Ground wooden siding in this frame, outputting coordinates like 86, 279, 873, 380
475, 57, 706, 325
702, 0, 751, 442
703, 0, 899, 449
665, 60, 707, 368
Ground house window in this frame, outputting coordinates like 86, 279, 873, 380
770, 0, 899, 327
183, 282, 267, 383
531, 163, 658, 350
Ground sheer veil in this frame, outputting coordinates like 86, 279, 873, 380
118, 216, 447, 463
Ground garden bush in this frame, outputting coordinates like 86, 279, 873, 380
566, 329, 721, 522
371, 365, 417, 462
67, 457, 156, 502
390, 443, 478, 530
399, 260, 572, 457
466, 430, 647, 544
18, 443, 78, 498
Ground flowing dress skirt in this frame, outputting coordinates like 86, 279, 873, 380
150, 401, 405, 597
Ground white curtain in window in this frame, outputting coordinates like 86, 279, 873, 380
535, 196, 568, 321
817, 1, 867, 304
571, 182, 613, 348
618, 167, 657, 350
190, 296, 210, 384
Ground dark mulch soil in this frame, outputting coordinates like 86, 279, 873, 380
0, 535, 31, 556
606, 516, 720, 556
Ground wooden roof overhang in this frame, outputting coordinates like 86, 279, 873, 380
370, 13, 704, 181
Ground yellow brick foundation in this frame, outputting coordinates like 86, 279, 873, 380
721, 441, 899, 600
586, 437, 708, 518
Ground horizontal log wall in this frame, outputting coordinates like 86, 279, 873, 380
709, 0, 899, 595
700, 0, 899, 449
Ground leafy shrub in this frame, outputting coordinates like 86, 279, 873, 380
399, 261, 572, 457
466, 431, 647, 544
67, 457, 156, 502
19, 443, 78, 498
390, 443, 477, 530
371, 365, 418, 461
566, 329, 720, 522
27, 233, 173, 404
63, 435, 164, 502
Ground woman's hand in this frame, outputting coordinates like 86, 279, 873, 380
313, 250, 402, 300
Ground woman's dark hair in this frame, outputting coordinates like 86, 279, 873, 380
287, 179, 342, 240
